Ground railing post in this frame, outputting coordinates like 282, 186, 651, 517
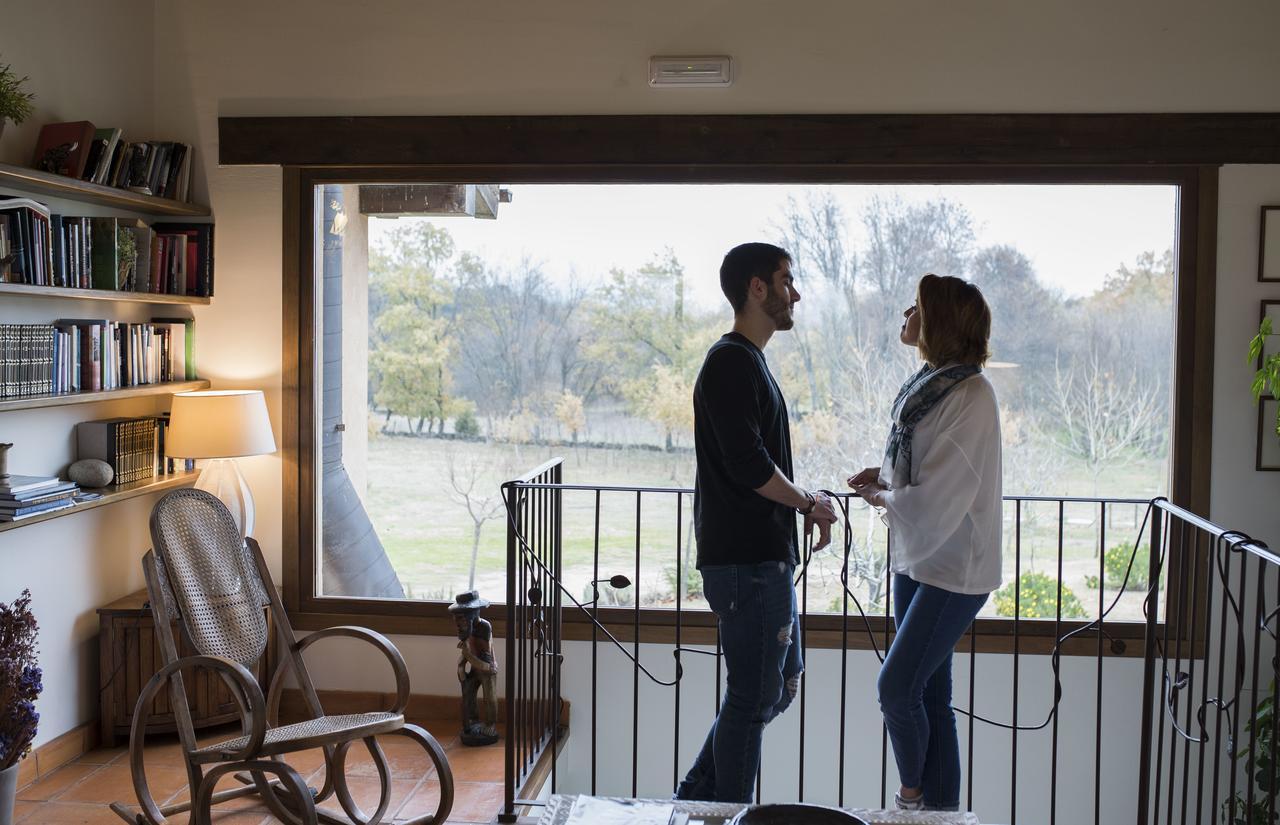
1136, 503, 1163, 825
500, 480, 519, 824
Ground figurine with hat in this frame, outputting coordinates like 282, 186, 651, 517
450, 590, 499, 746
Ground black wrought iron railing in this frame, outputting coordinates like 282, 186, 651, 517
499, 458, 1277, 825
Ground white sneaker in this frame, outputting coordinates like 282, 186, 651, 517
895, 791, 925, 811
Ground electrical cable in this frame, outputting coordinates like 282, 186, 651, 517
501, 481, 1248, 737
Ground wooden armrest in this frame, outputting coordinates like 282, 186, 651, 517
293, 626, 412, 715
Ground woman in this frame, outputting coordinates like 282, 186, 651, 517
848, 273, 1002, 812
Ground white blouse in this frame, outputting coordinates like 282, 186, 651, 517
877, 372, 1003, 595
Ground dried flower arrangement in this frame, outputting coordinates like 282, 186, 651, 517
0, 589, 40, 771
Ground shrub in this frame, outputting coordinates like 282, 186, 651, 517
995, 572, 1087, 619
662, 562, 703, 602
454, 408, 481, 438
1103, 541, 1150, 590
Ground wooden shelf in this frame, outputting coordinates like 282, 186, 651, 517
0, 472, 199, 534
0, 162, 209, 217
0, 282, 211, 305
0, 380, 210, 412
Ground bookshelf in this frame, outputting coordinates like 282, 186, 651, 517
0, 380, 210, 413
0, 471, 199, 535
0, 281, 211, 305
0, 161, 209, 217
0, 161, 214, 530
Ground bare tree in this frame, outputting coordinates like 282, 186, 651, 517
446, 450, 509, 590
1049, 346, 1162, 495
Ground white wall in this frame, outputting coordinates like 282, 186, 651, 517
0, 0, 163, 746
1211, 166, 1280, 543
2, 0, 1279, 788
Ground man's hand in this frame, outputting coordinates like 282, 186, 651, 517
804, 491, 837, 551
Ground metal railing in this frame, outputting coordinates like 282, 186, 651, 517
498, 458, 1277, 824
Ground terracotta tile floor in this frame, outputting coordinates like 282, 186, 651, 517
14, 721, 508, 825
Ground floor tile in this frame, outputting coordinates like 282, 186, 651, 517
76, 747, 126, 765
440, 741, 505, 783
341, 735, 440, 780
19, 802, 131, 825
57, 761, 190, 805
12, 800, 39, 823
312, 774, 421, 821
439, 781, 506, 823
17, 764, 101, 802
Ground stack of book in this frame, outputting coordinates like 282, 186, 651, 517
0, 319, 194, 399
31, 121, 195, 202
0, 475, 79, 523
0, 197, 215, 298
77, 417, 160, 485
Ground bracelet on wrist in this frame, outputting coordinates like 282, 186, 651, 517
798, 491, 816, 515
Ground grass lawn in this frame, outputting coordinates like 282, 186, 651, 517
347, 431, 1168, 624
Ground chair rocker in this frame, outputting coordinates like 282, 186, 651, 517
110, 488, 454, 825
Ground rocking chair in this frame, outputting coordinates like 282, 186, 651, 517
110, 488, 454, 825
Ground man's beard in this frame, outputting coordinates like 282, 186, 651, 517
763, 290, 794, 331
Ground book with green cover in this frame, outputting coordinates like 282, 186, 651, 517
89, 217, 119, 291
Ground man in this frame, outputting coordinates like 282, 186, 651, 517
675, 242, 838, 803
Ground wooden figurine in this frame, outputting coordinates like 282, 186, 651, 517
449, 590, 499, 746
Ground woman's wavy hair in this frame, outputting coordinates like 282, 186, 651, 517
916, 273, 992, 367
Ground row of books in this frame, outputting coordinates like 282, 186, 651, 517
0, 319, 194, 399
0, 197, 214, 296
31, 121, 195, 202
77, 417, 159, 486
0, 476, 80, 523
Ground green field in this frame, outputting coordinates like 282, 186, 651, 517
351, 431, 1167, 623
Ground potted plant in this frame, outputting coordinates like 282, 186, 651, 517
0, 59, 35, 141
0, 589, 40, 825
1249, 317, 1280, 441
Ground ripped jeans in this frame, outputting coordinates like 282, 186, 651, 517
675, 560, 803, 803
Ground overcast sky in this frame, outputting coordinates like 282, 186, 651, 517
368, 183, 1177, 311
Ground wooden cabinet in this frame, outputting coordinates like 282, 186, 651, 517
97, 588, 274, 747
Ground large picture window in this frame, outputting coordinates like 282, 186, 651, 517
308, 181, 1177, 624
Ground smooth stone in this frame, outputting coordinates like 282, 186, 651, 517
68, 458, 113, 488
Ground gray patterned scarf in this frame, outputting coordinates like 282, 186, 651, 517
883, 363, 981, 490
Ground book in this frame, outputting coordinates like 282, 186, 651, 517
89, 217, 119, 290
89, 128, 122, 184
0, 474, 60, 495
0, 500, 73, 522
153, 222, 214, 296
0, 497, 78, 518
0, 481, 78, 503
152, 317, 195, 380
30, 121, 97, 178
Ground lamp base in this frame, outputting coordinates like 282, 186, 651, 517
194, 458, 254, 539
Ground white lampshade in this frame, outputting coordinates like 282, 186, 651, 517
167, 390, 277, 459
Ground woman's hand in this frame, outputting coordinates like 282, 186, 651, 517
849, 477, 887, 508
846, 466, 880, 490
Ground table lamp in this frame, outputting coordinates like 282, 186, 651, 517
166, 389, 277, 539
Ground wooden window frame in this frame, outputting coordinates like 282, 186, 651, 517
212, 113, 1260, 649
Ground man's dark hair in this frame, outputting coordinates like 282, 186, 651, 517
719, 243, 791, 314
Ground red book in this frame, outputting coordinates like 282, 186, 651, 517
31, 121, 98, 178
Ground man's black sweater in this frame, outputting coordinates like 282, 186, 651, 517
692, 332, 799, 568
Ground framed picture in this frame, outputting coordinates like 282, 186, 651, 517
1262, 205, 1280, 283
1260, 301, 1280, 366
1258, 397, 1280, 471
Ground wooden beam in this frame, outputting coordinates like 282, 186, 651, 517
221, 113, 1280, 168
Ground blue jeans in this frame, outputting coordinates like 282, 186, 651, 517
879, 573, 988, 810
675, 561, 803, 803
